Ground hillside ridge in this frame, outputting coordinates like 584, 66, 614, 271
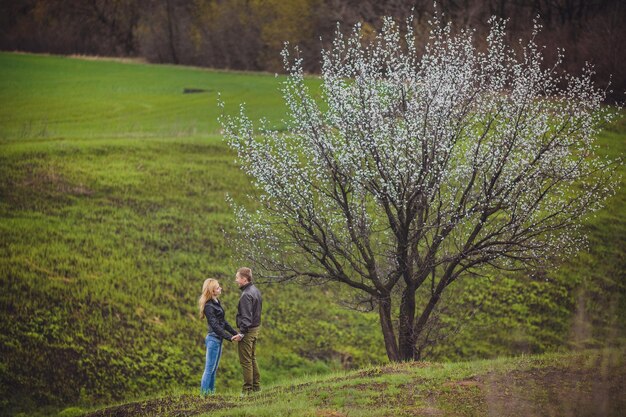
78, 350, 625, 417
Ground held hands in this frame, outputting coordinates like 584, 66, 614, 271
231, 333, 244, 342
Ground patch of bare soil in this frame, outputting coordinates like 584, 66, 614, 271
69, 54, 148, 64
350, 382, 389, 391
83, 394, 233, 417
482, 364, 626, 417
315, 409, 348, 417
392, 356, 625, 417
357, 362, 434, 378
401, 407, 444, 416
443, 378, 482, 389
20, 165, 93, 197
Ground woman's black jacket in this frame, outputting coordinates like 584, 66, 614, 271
204, 299, 238, 342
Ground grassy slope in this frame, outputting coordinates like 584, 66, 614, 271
79, 349, 625, 417
0, 53, 384, 416
0, 52, 624, 416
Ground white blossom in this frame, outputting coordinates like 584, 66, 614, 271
219, 15, 620, 360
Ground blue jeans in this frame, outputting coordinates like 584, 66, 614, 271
200, 334, 222, 395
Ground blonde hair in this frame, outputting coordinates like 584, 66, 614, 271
237, 267, 252, 283
198, 278, 220, 318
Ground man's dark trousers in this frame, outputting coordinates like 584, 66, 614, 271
238, 326, 260, 392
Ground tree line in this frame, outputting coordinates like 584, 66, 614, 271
1, 0, 623, 98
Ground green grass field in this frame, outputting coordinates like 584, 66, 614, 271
0, 52, 624, 417
0, 53, 297, 139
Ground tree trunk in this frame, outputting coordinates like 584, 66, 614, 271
165, 0, 179, 64
378, 296, 399, 361
398, 285, 416, 361
412, 292, 441, 359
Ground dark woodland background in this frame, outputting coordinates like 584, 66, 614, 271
1, 0, 625, 101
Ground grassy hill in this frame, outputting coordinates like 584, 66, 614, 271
73, 349, 625, 417
0, 52, 624, 417
0, 52, 384, 417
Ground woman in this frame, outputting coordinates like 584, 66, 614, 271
198, 278, 239, 395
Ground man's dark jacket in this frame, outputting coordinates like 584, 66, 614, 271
236, 283, 262, 334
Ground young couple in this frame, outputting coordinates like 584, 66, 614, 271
198, 267, 262, 396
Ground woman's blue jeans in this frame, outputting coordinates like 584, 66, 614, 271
200, 334, 223, 395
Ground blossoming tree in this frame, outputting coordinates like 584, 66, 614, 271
220, 16, 618, 361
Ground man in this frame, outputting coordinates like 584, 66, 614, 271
233, 267, 262, 394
